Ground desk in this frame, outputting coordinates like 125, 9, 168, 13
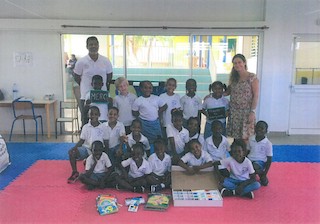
0, 99, 57, 138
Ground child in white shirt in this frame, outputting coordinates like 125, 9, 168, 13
67, 106, 109, 183
116, 143, 152, 193
187, 116, 205, 146
78, 141, 113, 190
202, 81, 229, 138
180, 78, 202, 127
178, 139, 213, 175
247, 121, 273, 186
122, 119, 151, 159
113, 77, 137, 134
159, 78, 181, 140
104, 107, 126, 166
214, 139, 260, 199
166, 109, 189, 159
147, 138, 172, 192
132, 80, 167, 143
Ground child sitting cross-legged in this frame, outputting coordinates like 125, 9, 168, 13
115, 143, 152, 193
213, 139, 261, 199
147, 138, 172, 193
78, 141, 115, 190
178, 139, 213, 175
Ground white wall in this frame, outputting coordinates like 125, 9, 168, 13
0, 0, 319, 135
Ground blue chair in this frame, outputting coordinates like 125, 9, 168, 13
9, 99, 43, 141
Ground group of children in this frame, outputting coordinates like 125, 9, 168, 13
67, 76, 273, 199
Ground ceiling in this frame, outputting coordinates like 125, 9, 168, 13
0, 0, 266, 22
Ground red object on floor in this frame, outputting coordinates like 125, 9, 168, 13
0, 160, 319, 224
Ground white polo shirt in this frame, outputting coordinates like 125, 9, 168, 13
159, 92, 181, 127
220, 157, 255, 181
148, 153, 171, 176
126, 133, 151, 152
121, 158, 152, 178
248, 136, 273, 162
113, 92, 137, 126
85, 152, 112, 173
132, 95, 165, 121
181, 150, 213, 166
180, 94, 202, 120
104, 121, 126, 148
80, 122, 108, 149
166, 124, 189, 154
73, 54, 112, 100
204, 135, 230, 161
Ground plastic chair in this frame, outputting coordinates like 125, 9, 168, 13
55, 101, 79, 142
9, 99, 44, 141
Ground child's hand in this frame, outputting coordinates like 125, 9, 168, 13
187, 167, 196, 175
121, 135, 128, 143
193, 166, 201, 173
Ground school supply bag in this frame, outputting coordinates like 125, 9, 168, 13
0, 134, 10, 173
96, 194, 119, 215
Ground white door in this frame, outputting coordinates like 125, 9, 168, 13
288, 35, 320, 135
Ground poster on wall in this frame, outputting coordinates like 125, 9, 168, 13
13, 52, 33, 67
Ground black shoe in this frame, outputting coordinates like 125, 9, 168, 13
243, 191, 254, 199
150, 184, 162, 193
133, 186, 145, 193
220, 188, 234, 197
86, 184, 95, 190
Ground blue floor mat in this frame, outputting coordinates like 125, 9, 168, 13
0, 143, 319, 190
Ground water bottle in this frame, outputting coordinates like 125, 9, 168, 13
12, 83, 18, 100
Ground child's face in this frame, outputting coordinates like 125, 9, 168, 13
190, 142, 202, 159
154, 143, 166, 159
172, 116, 183, 130
92, 79, 103, 90
131, 122, 142, 135
108, 109, 119, 122
255, 123, 267, 137
132, 148, 144, 162
89, 108, 100, 121
231, 145, 245, 163
212, 84, 223, 98
212, 123, 223, 137
92, 145, 103, 160
166, 80, 176, 94
141, 82, 153, 97
187, 119, 199, 134
186, 80, 197, 94
117, 80, 129, 95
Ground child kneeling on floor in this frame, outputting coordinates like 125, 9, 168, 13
147, 138, 172, 192
213, 139, 260, 199
79, 141, 115, 190
115, 143, 152, 193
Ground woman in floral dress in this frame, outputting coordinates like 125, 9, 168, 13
225, 54, 259, 142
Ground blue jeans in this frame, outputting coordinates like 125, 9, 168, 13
222, 177, 260, 195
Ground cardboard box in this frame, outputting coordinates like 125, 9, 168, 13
171, 166, 223, 207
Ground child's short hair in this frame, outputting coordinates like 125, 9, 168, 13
108, 106, 119, 113
185, 139, 201, 152
92, 75, 103, 82
186, 78, 196, 86
131, 142, 144, 153
230, 139, 247, 154
166, 78, 177, 85
131, 118, 142, 127
154, 137, 166, 148
114, 77, 128, 88
171, 108, 183, 118
211, 119, 223, 130
209, 81, 227, 92
256, 120, 268, 130
89, 105, 100, 113
139, 80, 152, 88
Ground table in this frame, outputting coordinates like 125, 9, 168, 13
0, 99, 57, 138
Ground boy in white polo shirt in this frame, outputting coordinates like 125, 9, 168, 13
104, 107, 126, 166
78, 141, 113, 190
247, 121, 273, 186
178, 139, 213, 175
147, 138, 172, 192
167, 109, 189, 160
67, 106, 109, 183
